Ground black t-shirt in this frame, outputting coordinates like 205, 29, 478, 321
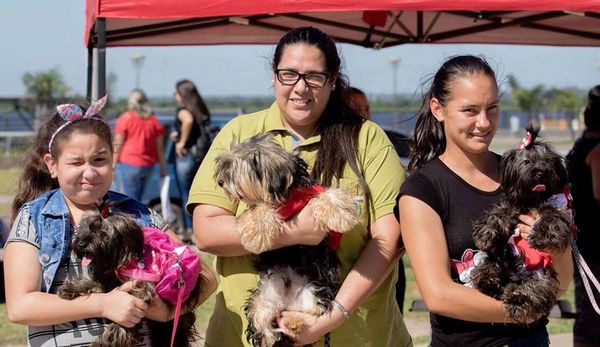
400, 157, 547, 347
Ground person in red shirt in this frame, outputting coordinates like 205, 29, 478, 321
113, 89, 166, 201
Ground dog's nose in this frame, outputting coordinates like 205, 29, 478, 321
218, 180, 224, 187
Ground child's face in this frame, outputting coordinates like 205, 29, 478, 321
44, 133, 114, 209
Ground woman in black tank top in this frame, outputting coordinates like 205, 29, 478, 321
171, 79, 211, 238
566, 85, 600, 347
399, 55, 573, 347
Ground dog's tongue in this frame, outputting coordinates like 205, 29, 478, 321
532, 184, 546, 192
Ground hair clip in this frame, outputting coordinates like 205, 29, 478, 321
517, 131, 533, 150
100, 206, 110, 218
49, 95, 108, 152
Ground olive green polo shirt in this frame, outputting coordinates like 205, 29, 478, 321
188, 103, 411, 347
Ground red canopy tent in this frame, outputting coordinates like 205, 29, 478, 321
84, 0, 600, 97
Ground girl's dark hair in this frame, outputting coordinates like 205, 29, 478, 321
272, 27, 372, 222
11, 107, 112, 223
584, 85, 600, 131
408, 55, 498, 173
176, 80, 211, 125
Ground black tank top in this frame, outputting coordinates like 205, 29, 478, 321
174, 107, 202, 150
566, 131, 600, 260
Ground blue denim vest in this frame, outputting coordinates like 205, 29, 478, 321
24, 189, 154, 292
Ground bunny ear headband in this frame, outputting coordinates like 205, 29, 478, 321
48, 95, 108, 152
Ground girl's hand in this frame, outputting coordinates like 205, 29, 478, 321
144, 293, 173, 322
169, 131, 179, 142
517, 212, 540, 239
175, 142, 187, 157
100, 281, 148, 328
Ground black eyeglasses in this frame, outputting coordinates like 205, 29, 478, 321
275, 69, 329, 88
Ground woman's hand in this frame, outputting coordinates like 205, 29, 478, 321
279, 202, 329, 248
99, 281, 148, 328
175, 142, 187, 157
169, 131, 179, 142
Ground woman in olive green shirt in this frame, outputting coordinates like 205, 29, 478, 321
187, 27, 412, 347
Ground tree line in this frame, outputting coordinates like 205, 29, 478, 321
3, 68, 588, 127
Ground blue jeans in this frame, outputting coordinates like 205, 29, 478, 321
174, 153, 200, 230
116, 163, 154, 201
509, 330, 550, 347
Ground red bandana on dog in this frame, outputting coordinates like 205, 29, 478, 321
277, 185, 344, 251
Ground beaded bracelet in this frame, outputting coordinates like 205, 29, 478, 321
332, 299, 350, 319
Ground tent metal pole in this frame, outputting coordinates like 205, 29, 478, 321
97, 18, 106, 99
86, 42, 93, 99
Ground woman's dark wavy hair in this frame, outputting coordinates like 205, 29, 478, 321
584, 85, 600, 131
176, 79, 211, 125
11, 107, 112, 223
272, 27, 372, 223
408, 55, 497, 173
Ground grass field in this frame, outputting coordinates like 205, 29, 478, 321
0, 167, 576, 345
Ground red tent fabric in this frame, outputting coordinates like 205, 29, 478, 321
85, 0, 600, 48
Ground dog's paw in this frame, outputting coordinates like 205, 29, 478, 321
528, 208, 572, 251
93, 323, 139, 347
280, 313, 307, 335
310, 188, 358, 233
238, 205, 285, 254
57, 279, 103, 300
502, 273, 557, 324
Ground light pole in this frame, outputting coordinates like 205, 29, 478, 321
131, 53, 146, 89
388, 56, 401, 98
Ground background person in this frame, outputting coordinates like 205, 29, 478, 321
113, 89, 166, 201
188, 27, 411, 347
398, 55, 573, 346
566, 85, 600, 347
170, 80, 211, 238
343, 86, 371, 120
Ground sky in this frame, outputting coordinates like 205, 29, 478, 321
1, 0, 599, 99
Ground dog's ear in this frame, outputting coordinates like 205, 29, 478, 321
72, 213, 110, 261
499, 149, 522, 201
108, 213, 145, 260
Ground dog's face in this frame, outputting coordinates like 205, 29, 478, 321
73, 213, 144, 283
214, 133, 309, 206
500, 140, 568, 208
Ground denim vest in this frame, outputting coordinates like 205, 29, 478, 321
24, 189, 154, 292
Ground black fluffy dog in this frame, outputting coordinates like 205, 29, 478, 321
57, 209, 201, 347
470, 125, 573, 324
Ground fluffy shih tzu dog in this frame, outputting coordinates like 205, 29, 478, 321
214, 133, 359, 347
470, 125, 573, 324
58, 209, 202, 347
